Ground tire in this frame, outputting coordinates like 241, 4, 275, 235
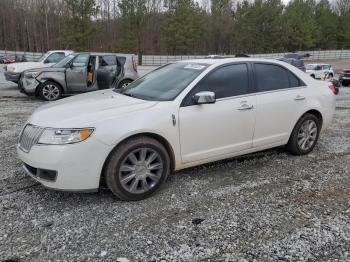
117, 79, 132, 90
328, 73, 333, 79
287, 113, 320, 155
39, 81, 62, 101
105, 137, 170, 201
310, 74, 315, 79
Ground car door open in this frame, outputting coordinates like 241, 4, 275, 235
65, 54, 89, 92
179, 63, 256, 163
97, 55, 118, 89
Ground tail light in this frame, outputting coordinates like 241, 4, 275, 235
328, 84, 339, 95
132, 56, 138, 72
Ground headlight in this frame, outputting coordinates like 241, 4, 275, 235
7, 66, 15, 72
24, 71, 41, 78
38, 128, 94, 145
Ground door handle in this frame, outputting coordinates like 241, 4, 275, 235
237, 104, 254, 111
294, 95, 306, 101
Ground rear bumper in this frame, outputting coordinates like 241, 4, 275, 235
4, 71, 20, 83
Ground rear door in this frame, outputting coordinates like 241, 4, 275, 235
65, 54, 89, 92
252, 63, 308, 147
97, 55, 118, 89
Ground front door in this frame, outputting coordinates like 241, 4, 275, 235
65, 54, 89, 92
179, 63, 256, 163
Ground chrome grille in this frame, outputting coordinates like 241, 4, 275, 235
19, 124, 44, 152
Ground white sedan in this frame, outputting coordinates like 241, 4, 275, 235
17, 58, 337, 200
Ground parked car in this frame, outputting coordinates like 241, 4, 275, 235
20, 52, 139, 101
4, 50, 73, 83
278, 57, 306, 72
339, 69, 350, 86
0, 55, 26, 64
306, 63, 334, 79
17, 58, 336, 200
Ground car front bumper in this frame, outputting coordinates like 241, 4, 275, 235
17, 137, 114, 191
4, 71, 21, 83
21, 77, 40, 95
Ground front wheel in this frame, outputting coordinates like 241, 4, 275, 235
105, 137, 170, 201
39, 81, 62, 101
287, 114, 320, 155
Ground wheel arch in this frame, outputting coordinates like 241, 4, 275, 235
100, 132, 176, 186
35, 79, 65, 96
289, 109, 323, 141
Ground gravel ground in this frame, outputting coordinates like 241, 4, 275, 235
1, 67, 350, 262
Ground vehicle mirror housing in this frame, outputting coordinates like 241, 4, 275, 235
193, 91, 216, 105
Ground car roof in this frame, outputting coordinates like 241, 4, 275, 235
178, 58, 293, 66
72, 52, 134, 56
307, 63, 330, 66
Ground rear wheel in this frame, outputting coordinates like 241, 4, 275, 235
39, 81, 62, 101
287, 114, 320, 155
117, 79, 132, 90
310, 74, 315, 78
105, 137, 170, 201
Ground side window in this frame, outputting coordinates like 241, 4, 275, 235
255, 63, 290, 92
100, 56, 117, 66
193, 64, 249, 99
72, 54, 89, 67
44, 52, 65, 64
288, 71, 305, 87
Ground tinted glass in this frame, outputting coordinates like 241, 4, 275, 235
72, 54, 89, 67
100, 56, 116, 66
45, 52, 65, 63
53, 54, 75, 68
117, 56, 126, 65
289, 71, 303, 87
119, 62, 208, 101
255, 63, 290, 91
193, 64, 249, 99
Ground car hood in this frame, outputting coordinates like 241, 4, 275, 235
28, 90, 158, 128
7, 62, 50, 73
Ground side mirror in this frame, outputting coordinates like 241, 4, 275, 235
193, 91, 216, 105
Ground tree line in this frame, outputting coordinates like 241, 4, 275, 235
0, 0, 349, 55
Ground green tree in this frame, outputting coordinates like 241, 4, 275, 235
117, 0, 147, 54
164, 0, 205, 55
61, 0, 98, 50
314, 0, 338, 49
282, 0, 317, 51
234, 0, 285, 53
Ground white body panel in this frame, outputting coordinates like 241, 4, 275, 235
17, 58, 336, 191
6, 50, 73, 73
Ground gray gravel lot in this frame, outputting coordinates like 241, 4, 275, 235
1, 66, 350, 262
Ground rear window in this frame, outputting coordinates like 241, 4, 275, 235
255, 63, 304, 91
100, 56, 117, 66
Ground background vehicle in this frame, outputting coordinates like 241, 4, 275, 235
306, 63, 334, 79
339, 69, 350, 86
17, 58, 336, 200
278, 57, 306, 72
20, 52, 139, 101
4, 50, 73, 83
0, 55, 26, 64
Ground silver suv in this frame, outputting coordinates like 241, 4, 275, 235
20, 53, 139, 101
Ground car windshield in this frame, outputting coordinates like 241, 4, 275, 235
117, 62, 208, 101
37, 52, 51, 62
306, 65, 318, 70
52, 54, 75, 68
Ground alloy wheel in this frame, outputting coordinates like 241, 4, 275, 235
42, 84, 60, 101
297, 119, 318, 151
118, 147, 164, 194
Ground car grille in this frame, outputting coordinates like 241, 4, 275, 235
19, 124, 44, 152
